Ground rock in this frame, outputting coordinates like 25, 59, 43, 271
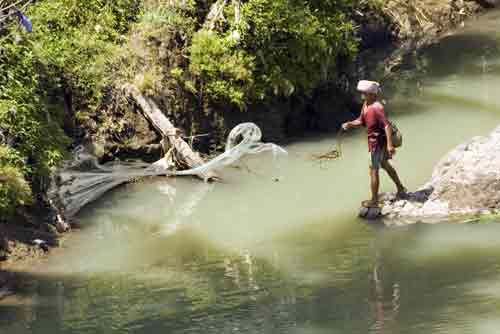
0, 288, 14, 299
32, 239, 49, 252
427, 126, 500, 210
399, 202, 416, 216
43, 223, 58, 236
55, 215, 70, 233
381, 205, 393, 216
394, 200, 406, 208
359, 206, 382, 220
383, 125, 500, 223
0, 237, 9, 253
480, 0, 499, 7
88, 137, 106, 159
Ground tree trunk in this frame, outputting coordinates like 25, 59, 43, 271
122, 84, 217, 181
204, 0, 227, 31
232, 0, 241, 25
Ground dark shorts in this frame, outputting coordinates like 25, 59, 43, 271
369, 147, 388, 170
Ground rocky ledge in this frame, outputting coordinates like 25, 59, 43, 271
382, 125, 500, 223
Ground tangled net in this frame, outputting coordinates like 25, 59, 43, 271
310, 129, 344, 169
49, 123, 287, 218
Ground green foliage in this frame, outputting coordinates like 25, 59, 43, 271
0, 33, 70, 178
241, 0, 358, 97
188, 30, 255, 108
185, 0, 360, 108
140, 1, 196, 27
1, 0, 142, 177
28, 0, 142, 110
0, 146, 32, 219
109, 1, 196, 89
0, 0, 141, 218
110, 0, 364, 109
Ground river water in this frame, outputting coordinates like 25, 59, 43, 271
3, 10, 500, 334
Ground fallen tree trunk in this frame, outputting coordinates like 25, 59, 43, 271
122, 84, 217, 181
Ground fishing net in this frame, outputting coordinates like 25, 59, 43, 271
165, 122, 287, 176
310, 129, 344, 169
49, 123, 287, 218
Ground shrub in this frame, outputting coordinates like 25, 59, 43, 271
0, 166, 32, 219
188, 30, 255, 109
0, 0, 141, 220
28, 0, 142, 110
185, 0, 359, 108
0, 146, 32, 219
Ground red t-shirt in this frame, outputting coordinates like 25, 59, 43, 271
357, 101, 389, 152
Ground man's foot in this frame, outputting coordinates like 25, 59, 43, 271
361, 200, 380, 208
396, 187, 408, 199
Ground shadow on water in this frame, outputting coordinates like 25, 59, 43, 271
419, 33, 500, 78
385, 30, 500, 110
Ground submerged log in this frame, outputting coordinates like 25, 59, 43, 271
122, 84, 217, 181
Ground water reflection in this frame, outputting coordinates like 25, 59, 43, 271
4, 221, 500, 334
368, 231, 401, 334
155, 181, 214, 236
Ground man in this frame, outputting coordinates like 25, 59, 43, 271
342, 80, 406, 208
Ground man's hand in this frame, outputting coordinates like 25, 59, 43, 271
343, 119, 363, 130
387, 144, 396, 158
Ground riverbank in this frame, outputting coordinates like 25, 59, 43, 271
0, 222, 75, 300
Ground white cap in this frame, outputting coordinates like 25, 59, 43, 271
357, 80, 380, 94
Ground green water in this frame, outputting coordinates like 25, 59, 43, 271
3, 10, 500, 334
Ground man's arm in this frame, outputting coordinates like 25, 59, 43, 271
384, 124, 395, 156
342, 118, 363, 130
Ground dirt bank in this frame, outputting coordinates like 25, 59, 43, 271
0, 221, 76, 300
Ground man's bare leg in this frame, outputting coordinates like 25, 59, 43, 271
381, 160, 406, 194
370, 166, 380, 204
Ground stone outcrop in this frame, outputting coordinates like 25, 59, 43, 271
481, 0, 500, 7
384, 0, 483, 42
382, 125, 500, 223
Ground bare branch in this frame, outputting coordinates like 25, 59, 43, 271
232, 0, 241, 25
0, 0, 32, 25
203, 0, 227, 31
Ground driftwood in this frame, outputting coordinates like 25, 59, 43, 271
123, 84, 217, 181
